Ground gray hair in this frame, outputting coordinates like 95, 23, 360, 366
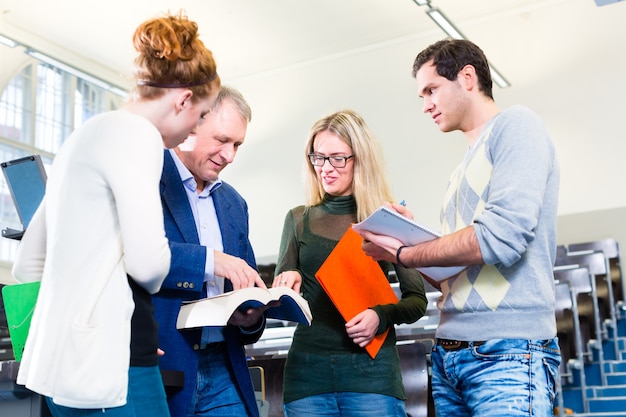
212, 85, 252, 122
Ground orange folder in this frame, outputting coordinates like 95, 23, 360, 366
315, 227, 398, 359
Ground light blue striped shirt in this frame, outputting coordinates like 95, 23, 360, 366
169, 149, 225, 343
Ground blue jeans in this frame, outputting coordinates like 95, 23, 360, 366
283, 392, 407, 417
45, 366, 169, 417
185, 343, 249, 417
430, 338, 560, 417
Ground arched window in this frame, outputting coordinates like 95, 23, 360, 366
0, 61, 124, 263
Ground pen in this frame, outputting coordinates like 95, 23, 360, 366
399, 200, 406, 206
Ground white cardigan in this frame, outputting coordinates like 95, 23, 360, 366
12, 110, 171, 408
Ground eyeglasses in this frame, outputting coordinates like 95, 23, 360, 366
308, 153, 354, 168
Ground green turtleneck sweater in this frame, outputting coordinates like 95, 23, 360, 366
275, 194, 428, 403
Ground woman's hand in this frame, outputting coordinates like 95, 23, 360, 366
272, 270, 302, 293
345, 309, 380, 348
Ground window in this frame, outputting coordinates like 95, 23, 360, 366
0, 66, 32, 144
0, 61, 124, 263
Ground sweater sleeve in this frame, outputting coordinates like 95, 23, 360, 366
105, 116, 171, 294
372, 262, 428, 333
473, 106, 557, 267
275, 207, 303, 275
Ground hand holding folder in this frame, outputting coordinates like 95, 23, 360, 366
315, 228, 398, 359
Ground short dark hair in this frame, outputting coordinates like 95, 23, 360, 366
412, 38, 493, 100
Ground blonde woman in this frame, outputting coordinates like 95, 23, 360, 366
273, 110, 428, 417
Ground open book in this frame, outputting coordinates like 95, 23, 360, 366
352, 206, 466, 282
176, 286, 312, 329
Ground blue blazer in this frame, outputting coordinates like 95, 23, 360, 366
152, 150, 262, 417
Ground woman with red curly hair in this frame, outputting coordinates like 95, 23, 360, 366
12, 11, 220, 417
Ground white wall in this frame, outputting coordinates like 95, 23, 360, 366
223, 0, 626, 260
1, 0, 625, 267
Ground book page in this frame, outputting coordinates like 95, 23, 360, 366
176, 286, 311, 329
352, 206, 441, 244
353, 206, 466, 281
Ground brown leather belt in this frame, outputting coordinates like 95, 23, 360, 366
437, 338, 486, 351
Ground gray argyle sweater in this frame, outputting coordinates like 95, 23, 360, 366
436, 105, 560, 341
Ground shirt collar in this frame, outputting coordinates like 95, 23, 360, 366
169, 149, 222, 196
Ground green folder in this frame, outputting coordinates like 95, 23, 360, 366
1, 281, 40, 361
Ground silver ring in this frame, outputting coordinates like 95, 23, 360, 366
281, 280, 287, 284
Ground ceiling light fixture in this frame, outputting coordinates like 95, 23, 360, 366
425, 8, 464, 40
412, 0, 511, 88
25, 49, 127, 97
595, 0, 625, 6
0, 34, 18, 48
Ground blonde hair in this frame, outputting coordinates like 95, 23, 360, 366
303, 109, 394, 222
132, 10, 220, 101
